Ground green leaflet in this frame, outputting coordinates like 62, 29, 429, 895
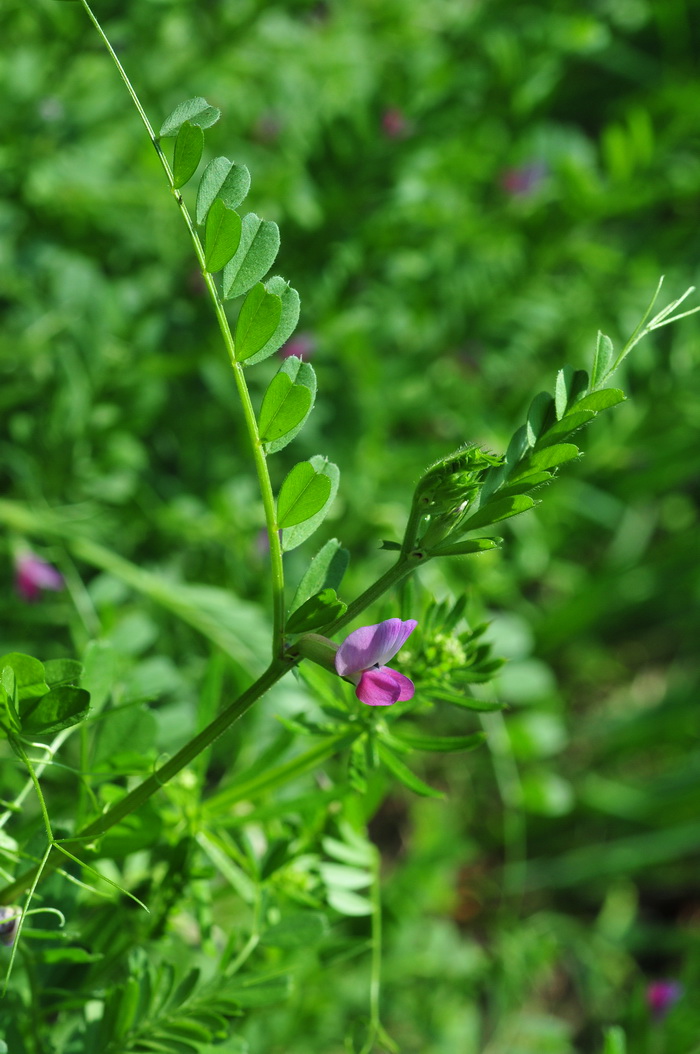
286, 588, 347, 634
290, 538, 349, 612
554, 365, 589, 419
575, 388, 625, 412
259, 358, 316, 450
204, 199, 242, 273
281, 456, 340, 551
428, 537, 500, 557
520, 443, 580, 474
235, 283, 283, 361
461, 493, 536, 532
388, 730, 486, 753
196, 157, 251, 224
591, 331, 615, 389
222, 214, 280, 300
277, 461, 333, 529
19, 685, 91, 735
242, 277, 301, 366
377, 742, 444, 799
159, 97, 221, 138
172, 121, 204, 188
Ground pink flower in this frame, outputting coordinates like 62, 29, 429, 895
335, 618, 417, 707
14, 553, 64, 602
647, 980, 683, 1020
381, 107, 408, 139
280, 333, 316, 361
500, 161, 548, 197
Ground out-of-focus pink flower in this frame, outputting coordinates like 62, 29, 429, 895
500, 161, 548, 197
14, 553, 64, 602
253, 111, 283, 145
280, 333, 316, 361
335, 618, 417, 706
647, 979, 683, 1020
381, 107, 408, 139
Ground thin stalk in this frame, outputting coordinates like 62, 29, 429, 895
78, 0, 286, 654
321, 554, 423, 638
0, 660, 289, 904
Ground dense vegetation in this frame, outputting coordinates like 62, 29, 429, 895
1, 1, 699, 1051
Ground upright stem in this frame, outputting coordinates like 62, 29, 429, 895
78, 0, 286, 655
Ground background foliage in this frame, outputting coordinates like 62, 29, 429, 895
1, 0, 700, 1050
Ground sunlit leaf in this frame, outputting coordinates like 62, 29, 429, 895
196, 157, 251, 224
290, 539, 349, 612
277, 461, 332, 528
282, 456, 339, 551
235, 283, 283, 361
159, 97, 221, 138
222, 214, 280, 300
172, 121, 204, 188
204, 199, 242, 273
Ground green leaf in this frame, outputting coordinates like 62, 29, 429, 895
286, 589, 347, 634
427, 687, 505, 712
540, 409, 596, 445
377, 742, 444, 798
554, 366, 589, 419
261, 912, 329, 948
204, 199, 242, 273
390, 731, 486, 753
602, 1026, 627, 1054
277, 462, 332, 529
196, 157, 251, 224
225, 977, 291, 1008
592, 331, 615, 388
19, 685, 90, 734
0, 653, 48, 701
172, 121, 204, 189
291, 539, 349, 612
159, 97, 221, 138
235, 283, 283, 361
429, 537, 501, 557
524, 443, 581, 473
259, 373, 311, 441
575, 388, 625, 412
379, 540, 403, 551
222, 214, 280, 300
282, 456, 339, 551
497, 472, 552, 498
461, 494, 536, 531
319, 863, 371, 890
43, 658, 82, 687
526, 391, 556, 445
327, 889, 373, 917
259, 360, 315, 449
242, 277, 301, 366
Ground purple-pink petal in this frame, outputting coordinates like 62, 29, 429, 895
335, 618, 417, 677
356, 666, 415, 707
15, 554, 64, 602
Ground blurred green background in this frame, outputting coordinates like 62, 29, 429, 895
2, 0, 700, 1050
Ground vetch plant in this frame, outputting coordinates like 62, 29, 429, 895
0, 1, 698, 1050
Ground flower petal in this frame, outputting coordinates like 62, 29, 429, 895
335, 618, 417, 676
355, 666, 415, 707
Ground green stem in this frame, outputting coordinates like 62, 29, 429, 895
320, 554, 424, 638
78, 0, 286, 655
0, 660, 289, 904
